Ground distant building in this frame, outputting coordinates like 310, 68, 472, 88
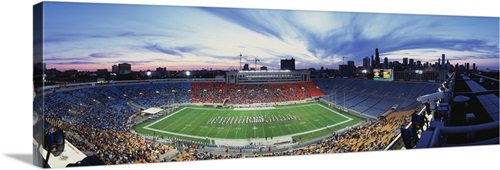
65, 69, 78, 74
363, 57, 371, 70
243, 64, 250, 71
403, 58, 408, 66
339, 60, 356, 77
347, 60, 354, 66
280, 58, 295, 70
441, 54, 446, 66
156, 67, 167, 78
371, 55, 374, 69
118, 63, 131, 74
260, 66, 268, 70
112, 65, 118, 73
96, 69, 108, 77
409, 58, 414, 68
374, 48, 380, 68
383, 57, 388, 69
156, 67, 166, 72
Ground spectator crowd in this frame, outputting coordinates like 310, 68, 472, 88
35, 81, 412, 165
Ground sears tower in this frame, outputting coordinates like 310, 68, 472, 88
375, 48, 380, 68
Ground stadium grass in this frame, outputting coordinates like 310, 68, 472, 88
133, 102, 364, 144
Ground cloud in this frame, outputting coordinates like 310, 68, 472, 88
42, 4, 499, 70
52, 61, 100, 65
89, 52, 122, 58
177, 46, 199, 53
142, 43, 204, 58
116, 60, 154, 65
203, 8, 288, 40
144, 44, 183, 57
117, 32, 166, 37
44, 57, 86, 61
44, 31, 166, 44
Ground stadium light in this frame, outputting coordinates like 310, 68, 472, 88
146, 71, 151, 76
186, 71, 191, 76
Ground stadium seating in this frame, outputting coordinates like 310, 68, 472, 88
36, 78, 437, 164
190, 82, 324, 105
38, 82, 192, 164
314, 78, 440, 117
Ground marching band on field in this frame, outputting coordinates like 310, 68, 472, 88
207, 114, 299, 125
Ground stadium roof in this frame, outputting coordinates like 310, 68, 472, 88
461, 74, 499, 121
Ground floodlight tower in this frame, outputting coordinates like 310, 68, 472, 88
239, 53, 242, 71
254, 57, 259, 70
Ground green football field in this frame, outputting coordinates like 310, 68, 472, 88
133, 102, 364, 143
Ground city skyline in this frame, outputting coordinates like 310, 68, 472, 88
42, 2, 499, 72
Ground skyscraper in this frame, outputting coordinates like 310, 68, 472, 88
403, 58, 408, 66
363, 57, 371, 70
375, 48, 380, 68
442, 54, 446, 66
409, 58, 414, 67
383, 57, 388, 69
371, 55, 374, 68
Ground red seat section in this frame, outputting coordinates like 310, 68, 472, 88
190, 82, 324, 104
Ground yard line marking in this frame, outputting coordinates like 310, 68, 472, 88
297, 106, 322, 130
143, 118, 354, 141
141, 103, 357, 141
160, 107, 198, 131
179, 109, 208, 134
144, 107, 187, 129
316, 103, 353, 121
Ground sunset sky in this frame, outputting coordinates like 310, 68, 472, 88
42, 2, 499, 71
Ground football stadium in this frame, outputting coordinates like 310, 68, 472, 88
32, 3, 499, 168
34, 63, 499, 167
